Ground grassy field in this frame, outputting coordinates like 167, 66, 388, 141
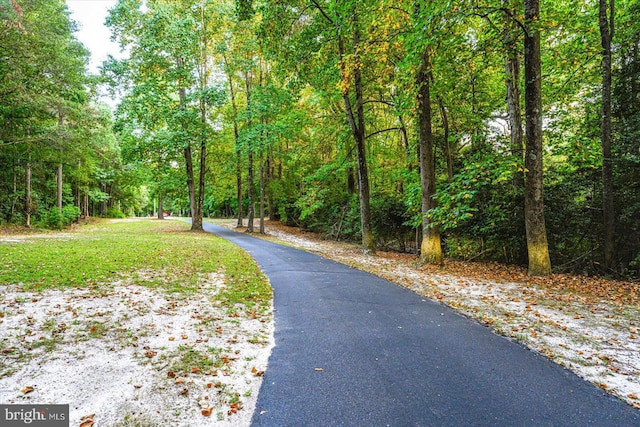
0, 218, 271, 309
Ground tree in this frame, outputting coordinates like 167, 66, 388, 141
599, 0, 615, 270
523, 0, 551, 275
106, 0, 223, 231
413, 0, 443, 265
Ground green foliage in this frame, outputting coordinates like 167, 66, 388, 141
370, 193, 414, 252
425, 147, 527, 264
43, 205, 81, 230
104, 207, 127, 219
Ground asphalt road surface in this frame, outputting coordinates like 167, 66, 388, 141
202, 222, 640, 426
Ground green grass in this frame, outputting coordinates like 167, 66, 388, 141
160, 345, 223, 374
0, 219, 271, 309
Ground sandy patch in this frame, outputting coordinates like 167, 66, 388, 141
0, 273, 273, 426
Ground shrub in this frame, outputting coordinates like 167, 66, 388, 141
105, 207, 126, 218
44, 205, 80, 229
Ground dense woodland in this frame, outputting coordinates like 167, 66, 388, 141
1, 0, 639, 278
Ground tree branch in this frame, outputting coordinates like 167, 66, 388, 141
309, 0, 334, 25
366, 127, 402, 139
363, 99, 395, 107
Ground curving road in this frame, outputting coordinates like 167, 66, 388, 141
202, 222, 640, 427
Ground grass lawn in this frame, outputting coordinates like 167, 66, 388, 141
0, 218, 271, 308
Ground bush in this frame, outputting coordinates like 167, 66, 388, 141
44, 205, 80, 229
105, 207, 126, 218
370, 193, 414, 252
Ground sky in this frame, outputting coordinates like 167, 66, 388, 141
66, 0, 121, 73
66, 0, 123, 106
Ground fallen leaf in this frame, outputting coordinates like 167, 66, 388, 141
145, 351, 156, 358
201, 407, 213, 417
79, 420, 94, 427
167, 371, 176, 378
628, 394, 638, 400
314, 368, 324, 372
21, 386, 34, 394
191, 367, 200, 374
168, 336, 175, 341
181, 334, 188, 340
179, 387, 188, 395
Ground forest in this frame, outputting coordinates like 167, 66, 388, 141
1, 0, 639, 279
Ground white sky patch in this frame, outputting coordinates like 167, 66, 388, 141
66, 0, 122, 73
66, 0, 125, 108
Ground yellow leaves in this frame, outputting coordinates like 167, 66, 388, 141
21, 385, 34, 394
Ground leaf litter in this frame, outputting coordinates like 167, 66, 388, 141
0, 271, 273, 426
241, 220, 640, 410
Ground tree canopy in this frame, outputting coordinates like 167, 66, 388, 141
2, 0, 639, 279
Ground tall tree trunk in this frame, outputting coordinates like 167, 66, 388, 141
223, 52, 243, 227
57, 163, 63, 213
258, 55, 266, 234
83, 192, 89, 218
192, 94, 207, 231
260, 151, 265, 234
157, 195, 164, 220
267, 151, 276, 220
417, 48, 443, 265
524, 0, 552, 275
438, 98, 453, 183
245, 72, 255, 233
25, 156, 31, 228
247, 150, 255, 232
337, 15, 375, 254
600, 0, 616, 270
398, 114, 412, 171
178, 59, 197, 230
504, 0, 525, 190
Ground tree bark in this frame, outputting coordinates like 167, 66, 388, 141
260, 151, 265, 234
524, 0, 552, 275
245, 72, 255, 233
438, 98, 453, 183
57, 163, 63, 213
504, 0, 525, 190
337, 14, 375, 254
416, 48, 443, 265
192, 88, 207, 231
157, 195, 164, 220
600, 0, 616, 270
25, 157, 31, 228
223, 52, 243, 227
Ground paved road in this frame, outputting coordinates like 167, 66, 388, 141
202, 222, 640, 426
